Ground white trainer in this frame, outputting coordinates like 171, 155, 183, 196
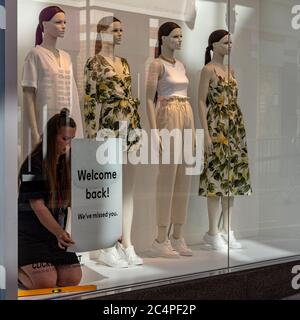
170, 236, 193, 256
117, 243, 143, 266
203, 232, 228, 250
89, 250, 100, 260
150, 239, 180, 258
220, 230, 243, 249
98, 246, 129, 268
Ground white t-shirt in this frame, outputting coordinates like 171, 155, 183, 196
157, 59, 189, 98
22, 45, 83, 137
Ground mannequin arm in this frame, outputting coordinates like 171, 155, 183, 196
83, 61, 100, 139
146, 60, 164, 130
146, 60, 163, 151
198, 66, 213, 153
23, 87, 40, 146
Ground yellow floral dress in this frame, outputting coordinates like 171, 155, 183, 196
84, 54, 142, 152
199, 69, 252, 197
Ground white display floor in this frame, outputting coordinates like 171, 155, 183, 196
20, 235, 300, 300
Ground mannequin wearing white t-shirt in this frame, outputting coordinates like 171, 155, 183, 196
23, 7, 83, 148
146, 22, 195, 258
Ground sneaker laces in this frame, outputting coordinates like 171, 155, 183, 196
126, 246, 137, 258
110, 247, 123, 260
216, 234, 227, 244
165, 240, 175, 252
175, 237, 188, 249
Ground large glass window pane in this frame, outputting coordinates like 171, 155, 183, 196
16, 0, 235, 299
229, 0, 300, 267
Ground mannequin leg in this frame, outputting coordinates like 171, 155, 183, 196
207, 196, 221, 236
150, 162, 180, 258
169, 162, 193, 256
170, 162, 192, 239
219, 196, 241, 248
91, 162, 135, 256
202, 196, 228, 249
173, 224, 183, 240
156, 163, 177, 243
220, 196, 234, 233
117, 160, 143, 265
157, 226, 168, 243
122, 161, 136, 248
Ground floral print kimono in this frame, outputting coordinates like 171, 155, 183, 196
84, 54, 142, 152
199, 69, 252, 197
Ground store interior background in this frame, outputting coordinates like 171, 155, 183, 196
17, 0, 300, 295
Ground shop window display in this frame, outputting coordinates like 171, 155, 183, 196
9, 0, 300, 299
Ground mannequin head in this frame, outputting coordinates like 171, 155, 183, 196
95, 16, 122, 55
35, 6, 65, 46
156, 22, 182, 58
205, 29, 230, 65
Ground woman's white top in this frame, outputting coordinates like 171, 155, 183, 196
22, 45, 83, 137
157, 58, 189, 98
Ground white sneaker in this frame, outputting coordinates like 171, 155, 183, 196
220, 230, 243, 249
170, 236, 193, 256
150, 239, 180, 258
203, 232, 228, 250
117, 243, 143, 266
98, 246, 129, 268
89, 250, 100, 260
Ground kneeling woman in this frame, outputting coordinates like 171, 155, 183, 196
18, 109, 82, 289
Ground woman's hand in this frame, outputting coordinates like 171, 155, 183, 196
205, 132, 213, 155
29, 199, 76, 250
56, 230, 75, 250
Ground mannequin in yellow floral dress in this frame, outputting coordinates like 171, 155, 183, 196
198, 30, 252, 250
84, 16, 143, 267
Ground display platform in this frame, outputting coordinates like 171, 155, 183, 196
19, 235, 300, 300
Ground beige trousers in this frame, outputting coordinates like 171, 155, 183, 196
156, 97, 195, 227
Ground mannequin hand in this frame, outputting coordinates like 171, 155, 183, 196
159, 136, 163, 154
152, 130, 163, 154
205, 133, 213, 155
193, 137, 197, 157
56, 230, 75, 250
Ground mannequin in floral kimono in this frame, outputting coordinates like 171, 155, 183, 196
84, 16, 143, 267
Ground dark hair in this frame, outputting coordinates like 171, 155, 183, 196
205, 29, 229, 65
155, 22, 181, 58
95, 16, 121, 55
35, 6, 65, 46
21, 108, 76, 210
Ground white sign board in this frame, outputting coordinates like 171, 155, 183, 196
70, 139, 122, 252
